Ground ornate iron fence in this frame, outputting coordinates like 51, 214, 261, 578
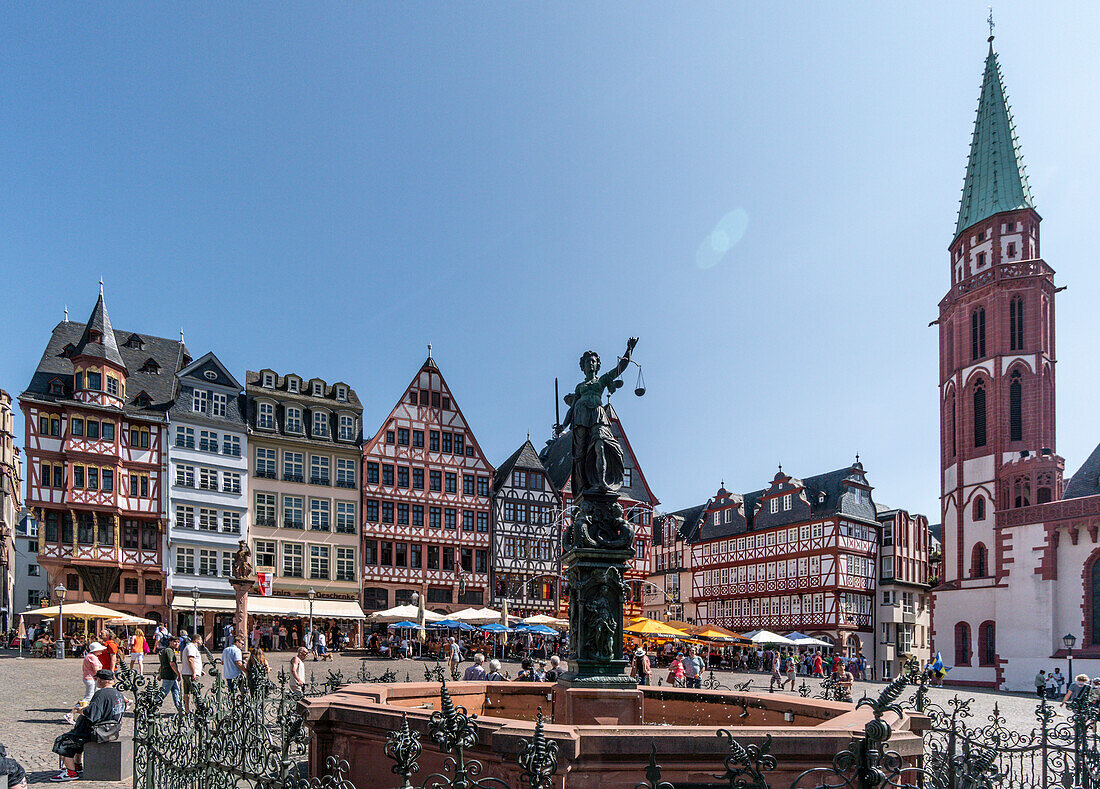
909, 679, 1100, 789
125, 658, 1100, 789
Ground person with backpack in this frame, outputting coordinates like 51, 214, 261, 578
1063, 673, 1091, 707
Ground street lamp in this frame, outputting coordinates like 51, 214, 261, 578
54, 582, 67, 659
191, 587, 199, 639
1063, 633, 1077, 679
307, 587, 316, 651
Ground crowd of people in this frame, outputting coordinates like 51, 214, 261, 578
364, 629, 562, 663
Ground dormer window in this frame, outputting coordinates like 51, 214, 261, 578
192, 389, 208, 414
88, 330, 102, 343
48, 378, 65, 396
257, 402, 275, 430
134, 391, 152, 407
312, 411, 329, 438
285, 407, 303, 434
125, 334, 144, 350
141, 358, 160, 373
336, 386, 347, 402
312, 381, 324, 397
61, 343, 76, 358
287, 378, 299, 393
262, 372, 275, 389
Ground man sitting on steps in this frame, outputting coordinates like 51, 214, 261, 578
51, 670, 125, 782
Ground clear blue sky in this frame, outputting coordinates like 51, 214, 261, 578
3, 3, 1099, 521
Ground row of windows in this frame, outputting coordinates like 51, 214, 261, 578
41, 462, 151, 498
946, 372, 1032, 455
174, 465, 243, 494
384, 426, 473, 456
501, 536, 554, 561
41, 512, 159, 550
252, 539, 357, 581
509, 470, 545, 490
407, 389, 451, 410
714, 593, 829, 619
258, 372, 349, 402
364, 499, 489, 532
255, 402, 356, 441
74, 368, 122, 397
174, 505, 242, 534
254, 492, 357, 533
61, 571, 162, 598
191, 389, 230, 417
37, 413, 151, 448
365, 463, 488, 496
701, 555, 823, 586
501, 501, 555, 525
176, 426, 242, 456
175, 547, 237, 578
699, 522, 826, 557
363, 539, 487, 574
255, 448, 355, 487
967, 298, 1027, 365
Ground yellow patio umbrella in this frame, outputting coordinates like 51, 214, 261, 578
623, 617, 690, 638
692, 626, 750, 643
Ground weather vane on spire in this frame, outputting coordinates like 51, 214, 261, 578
99, 277, 104, 296
987, 6, 995, 41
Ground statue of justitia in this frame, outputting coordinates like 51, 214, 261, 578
561, 337, 638, 497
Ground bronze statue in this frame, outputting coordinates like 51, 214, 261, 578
232, 540, 254, 579
562, 337, 638, 496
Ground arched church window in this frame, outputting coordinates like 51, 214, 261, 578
971, 543, 988, 578
971, 308, 986, 360
979, 621, 996, 666
946, 389, 957, 458
973, 380, 987, 448
1009, 370, 1023, 442
1010, 296, 1024, 351
954, 622, 971, 666
973, 496, 985, 521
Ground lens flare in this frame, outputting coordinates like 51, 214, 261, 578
696, 209, 748, 269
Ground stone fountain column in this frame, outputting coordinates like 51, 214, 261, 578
554, 491, 642, 725
229, 577, 253, 647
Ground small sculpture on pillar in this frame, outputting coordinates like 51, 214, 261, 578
558, 337, 640, 688
229, 540, 255, 648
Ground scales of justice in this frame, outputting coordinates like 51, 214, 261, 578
556, 336, 647, 690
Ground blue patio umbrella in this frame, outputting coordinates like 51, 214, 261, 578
427, 619, 476, 631
524, 625, 559, 636
478, 623, 512, 633
389, 620, 420, 629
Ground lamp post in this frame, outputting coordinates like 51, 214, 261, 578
307, 587, 316, 649
54, 582, 67, 659
191, 586, 200, 639
1063, 632, 1077, 680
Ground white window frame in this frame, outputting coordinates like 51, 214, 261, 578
192, 389, 208, 414
312, 381, 324, 397
310, 498, 330, 530
339, 414, 355, 441
770, 497, 779, 514
210, 392, 227, 418
262, 372, 275, 388
285, 407, 303, 434
223, 511, 241, 534
176, 547, 195, 575
310, 544, 330, 579
257, 402, 275, 430
312, 411, 329, 437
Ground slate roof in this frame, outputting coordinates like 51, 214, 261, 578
670, 504, 706, 544
1064, 441, 1100, 500
955, 40, 1035, 240
672, 463, 879, 544
21, 319, 189, 418
72, 293, 126, 369
168, 352, 247, 429
493, 439, 549, 493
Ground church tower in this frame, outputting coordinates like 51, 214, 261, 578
935, 32, 1063, 685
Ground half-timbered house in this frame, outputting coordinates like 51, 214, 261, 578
19, 289, 184, 624
539, 404, 658, 620
489, 439, 562, 615
360, 352, 494, 613
689, 462, 880, 657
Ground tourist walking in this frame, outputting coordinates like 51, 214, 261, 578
291, 647, 308, 689
784, 655, 797, 690
51, 670, 125, 782
157, 636, 183, 713
99, 630, 120, 671
667, 653, 685, 686
1035, 670, 1047, 699
128, 629, 147, 673
446, 637, 461, 676
181, 634, 205, 713
246, 647, 270, 695
485, 659, 505, 681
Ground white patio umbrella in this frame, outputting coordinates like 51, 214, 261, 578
370, 605, 444, 624
742, 629, 796, 645
522, 614, 568, 629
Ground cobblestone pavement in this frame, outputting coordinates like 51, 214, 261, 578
0, 650, 1068, 786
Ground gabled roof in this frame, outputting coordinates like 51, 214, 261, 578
71, 293, 126, 369
954, 39, 1035, 241
1064, 441, 1100, 501
22, 319, 188, 416
493, 439, 548, 493
178, 351, 242, 391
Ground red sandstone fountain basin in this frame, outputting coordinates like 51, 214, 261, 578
303, 682, 929, 789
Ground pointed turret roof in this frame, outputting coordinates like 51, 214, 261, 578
493, 438, 548, 492
955, 38, 1035, 240
72, 290, 126, 370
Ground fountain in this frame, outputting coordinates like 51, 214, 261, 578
301, 338, 929, 787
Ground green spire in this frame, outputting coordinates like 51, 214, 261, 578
954, 40, 1035, 240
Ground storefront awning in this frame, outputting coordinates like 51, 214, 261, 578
171, 595, 366, 620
